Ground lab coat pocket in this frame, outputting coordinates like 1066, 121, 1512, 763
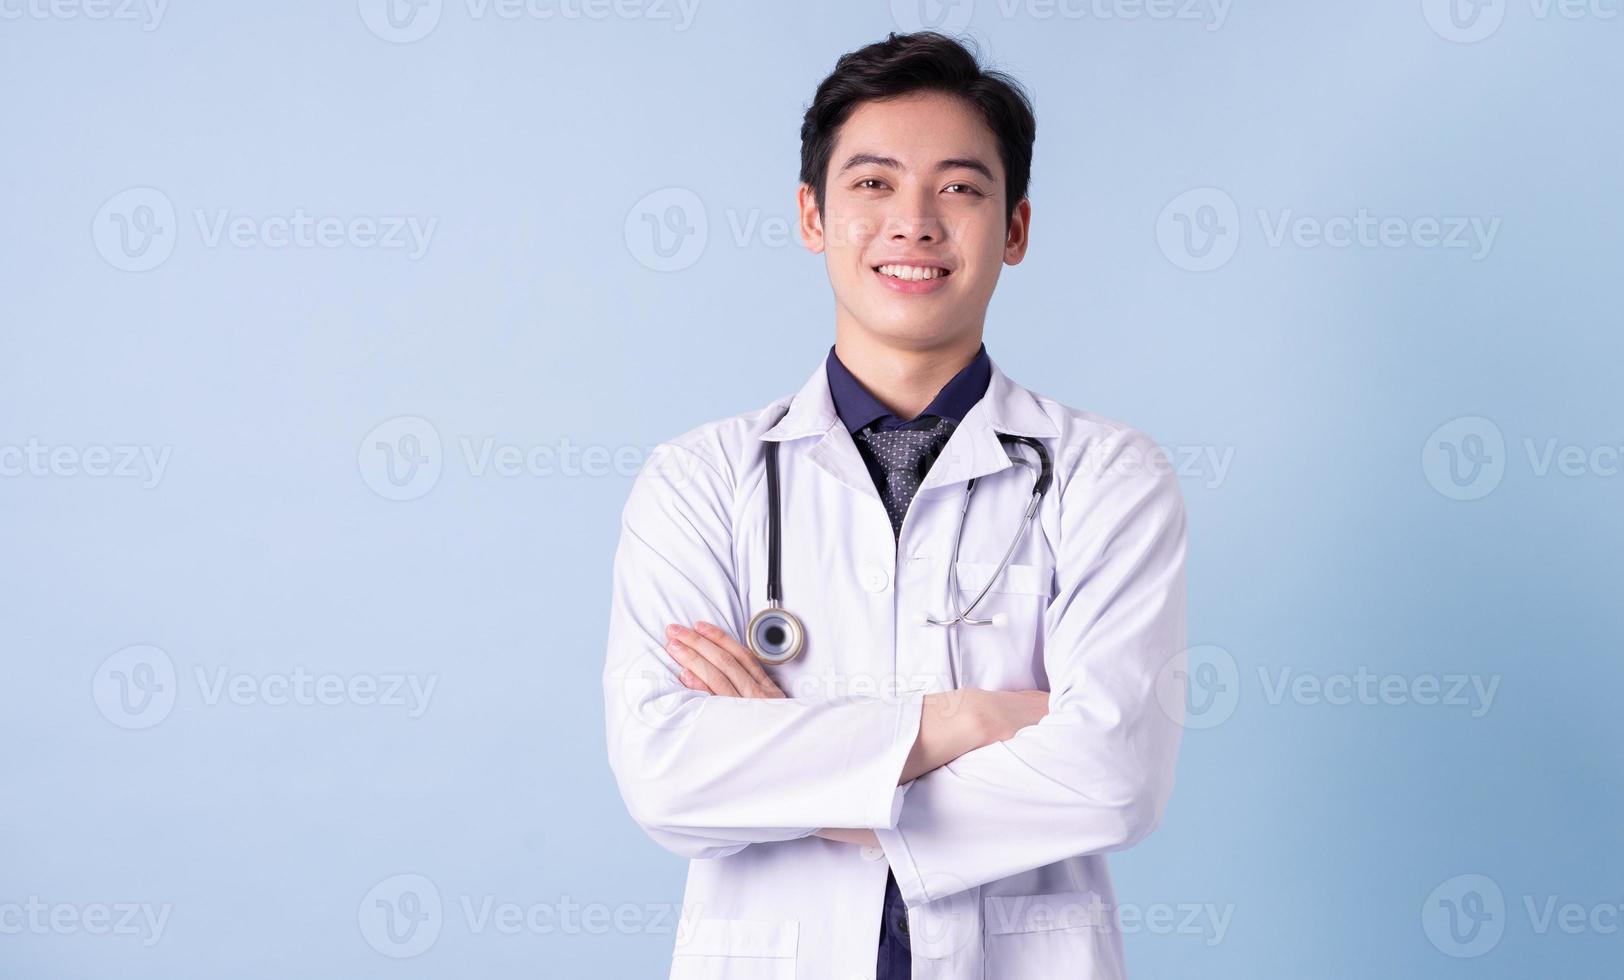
670, 917, 799, 980
952, 560, 1054, 690
954, 560, 1053, 597
982, 891, 1116, 980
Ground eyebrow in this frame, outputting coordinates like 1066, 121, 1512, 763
837, 152, 996, 183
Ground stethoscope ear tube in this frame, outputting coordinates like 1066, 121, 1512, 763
998, 433, 1053, 495
925, 435, 1053, 628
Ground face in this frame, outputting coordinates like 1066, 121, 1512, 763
798, 90, 1031, 353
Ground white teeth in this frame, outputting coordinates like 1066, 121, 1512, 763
876, 264, 947, 281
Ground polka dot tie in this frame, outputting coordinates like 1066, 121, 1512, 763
852, 416, 959, 538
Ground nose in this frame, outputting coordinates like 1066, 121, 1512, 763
883, 185, 945, 243
890, 222, 937, 244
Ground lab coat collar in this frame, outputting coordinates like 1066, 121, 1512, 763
759, 348, 1059, 498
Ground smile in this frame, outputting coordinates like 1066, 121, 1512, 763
873, 263, 950, 281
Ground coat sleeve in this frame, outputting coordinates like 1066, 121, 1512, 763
603, 441, 926, 859
873, 427, 1189, 906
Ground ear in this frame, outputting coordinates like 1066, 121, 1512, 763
1003, 198, 1032, 266
797, 183, 826, 254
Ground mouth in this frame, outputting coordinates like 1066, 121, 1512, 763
871, 263, 953, 294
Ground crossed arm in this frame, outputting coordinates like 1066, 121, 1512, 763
603, 433, 1188, 906
662, 619, 1050, 846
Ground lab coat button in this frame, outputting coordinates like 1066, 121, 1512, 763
858, 562, 890, 593
861, 845, 883, 861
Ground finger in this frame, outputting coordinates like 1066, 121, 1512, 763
695, 621, 781, 694
672, 626, 759, 697
695, 621, 785, 696
678, 668, 712, 694
667, 638, 740, 697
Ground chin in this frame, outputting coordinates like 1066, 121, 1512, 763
853, 314, 968, 349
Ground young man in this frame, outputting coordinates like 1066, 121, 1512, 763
603, 32, 1188, 980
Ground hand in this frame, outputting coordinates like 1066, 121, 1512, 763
902, 688, 1049, 782
812, 827, 880, 848
665, 621, 785, 699
964, 688, 1051, 744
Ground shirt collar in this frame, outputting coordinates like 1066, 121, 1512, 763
825, 341, 992, 434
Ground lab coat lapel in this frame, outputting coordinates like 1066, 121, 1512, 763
759, 359, 881, 502
759, 351, 1060, 498
917, 356, 1060, 493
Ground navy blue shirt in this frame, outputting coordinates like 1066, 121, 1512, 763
826, 342, 992, 434
823, 341, 992, 980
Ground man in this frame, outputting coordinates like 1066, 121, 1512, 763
604, 31, 1188, 979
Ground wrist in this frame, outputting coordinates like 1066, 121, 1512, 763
924, 690, 987, 760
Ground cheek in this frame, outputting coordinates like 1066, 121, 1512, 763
823, 209, 880, 254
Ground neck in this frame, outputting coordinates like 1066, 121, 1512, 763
832, 323, 984, 421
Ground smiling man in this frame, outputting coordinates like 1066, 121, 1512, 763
604, 31, 1189, 980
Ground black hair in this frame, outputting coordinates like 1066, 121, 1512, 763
799, 31, 1037, 229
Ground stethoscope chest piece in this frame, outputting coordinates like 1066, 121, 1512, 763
747, 606, 805, 665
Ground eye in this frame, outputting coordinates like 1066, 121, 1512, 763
944, 183, 983, 195
856, 178, 889, 190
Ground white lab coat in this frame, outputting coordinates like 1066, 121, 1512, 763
603, 353, 1188, 980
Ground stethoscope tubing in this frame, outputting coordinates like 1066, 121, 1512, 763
753, 428, 1053, 664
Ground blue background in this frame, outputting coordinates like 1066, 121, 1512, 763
2, 0, 1620, 976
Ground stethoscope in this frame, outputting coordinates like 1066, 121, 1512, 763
747, 428, 1054, 667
